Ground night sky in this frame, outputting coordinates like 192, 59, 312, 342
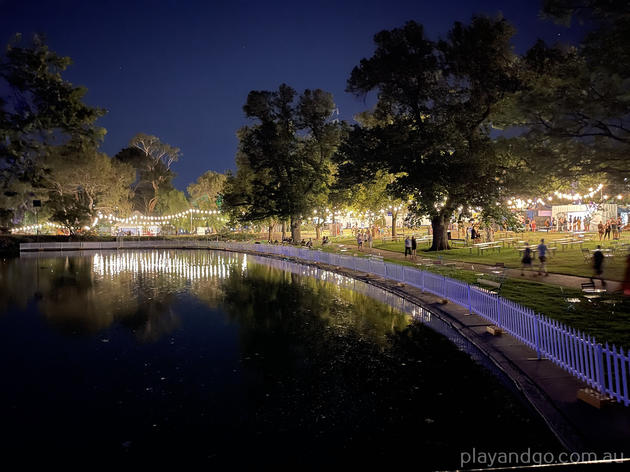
1, 0, 584, 190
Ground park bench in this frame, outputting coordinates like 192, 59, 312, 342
476, 278, 502, 294
470, 242, 502, 255
581, 248, 592, 262
368, 254, 384, 262
496, 237, 517, 247
581, 281, 606, 300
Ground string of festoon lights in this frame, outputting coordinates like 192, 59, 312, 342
10, 222, 66, 234
307, 206, 404, 223
96, 208, 222, 225
507, 184, 626, 210
11, 208, 223, 234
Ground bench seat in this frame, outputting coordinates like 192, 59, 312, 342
476, 278, 502, 293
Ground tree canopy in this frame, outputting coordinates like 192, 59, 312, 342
223, 84, 341, 242
497, 1, 630, 187
0, 34, 105, 226
187, 170, 226, 210
342, 18, 526, 249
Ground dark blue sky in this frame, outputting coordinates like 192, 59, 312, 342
1, 0, 583, 190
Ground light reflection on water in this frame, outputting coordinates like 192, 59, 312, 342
0, 249, 560, 465
13, 250, 486, 362
91, 250, 244, 279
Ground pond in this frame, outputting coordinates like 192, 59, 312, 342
0, 250, 561, 467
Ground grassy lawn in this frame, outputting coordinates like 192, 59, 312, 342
369, 232, 630, 281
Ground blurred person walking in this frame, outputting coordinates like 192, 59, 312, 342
591, 245, 606, 287
537, 239, 548, 276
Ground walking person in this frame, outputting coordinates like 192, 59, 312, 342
520, 242, 533, 276
357, 232, 363, 251
598, 221, 605, 241
591, 245, 606, 287
411, 235, 417, 260
367, 230, 373, 249
604, 220, 612, 240
537, 238, 549, 276
404, 236, 412, 258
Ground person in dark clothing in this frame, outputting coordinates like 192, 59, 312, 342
592, 245, 606, 287
411, 235, 417, 260
520, 242, 532, 276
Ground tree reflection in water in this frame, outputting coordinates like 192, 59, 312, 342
0, 250, 561, 466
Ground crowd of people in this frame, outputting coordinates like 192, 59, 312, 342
522, 215, 626, 236
597, 217, 625, 241
355, 230, 373, 251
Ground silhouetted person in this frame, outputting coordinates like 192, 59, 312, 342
592, 245, 606, 287
537, 239, 548, 276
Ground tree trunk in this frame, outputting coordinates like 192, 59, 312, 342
430, 214, 450, 251
391, 210, 398, 238
268, 224, 273, 241
281, 221, 286, 240
315, 224, 321, 240
290, 216, 301, 243
148, 196, 158, 215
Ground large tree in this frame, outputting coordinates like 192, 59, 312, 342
498, 1, 630, 185
343, 18, 525, 250
333, 114, 406, 237
114, 134, 180, 215
187, 170, 226, 210
128, 133, 181, 215
223, 85, 340, 243
43, 139, 134, 219
0, 34, 105, 227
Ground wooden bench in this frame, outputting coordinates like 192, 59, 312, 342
476, 278, 502, 294
470, 242, 502, 255
497, 237, 517, 247
479, 244, 502, 256
581, 281, 606, 300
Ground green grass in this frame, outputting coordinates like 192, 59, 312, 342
370, 232, 630, 281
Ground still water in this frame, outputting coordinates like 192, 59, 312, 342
0, 250, 560, 467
